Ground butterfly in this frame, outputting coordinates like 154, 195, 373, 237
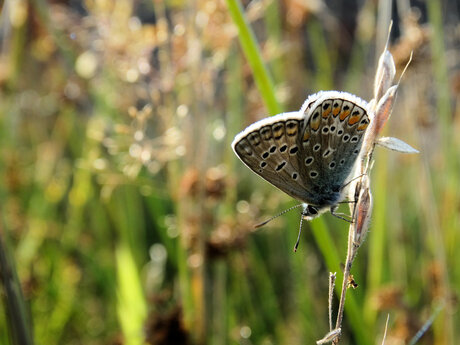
232, 91, 370, 222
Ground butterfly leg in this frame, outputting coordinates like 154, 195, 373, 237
330, 205, 354, 223
293, 212, 304, 252
340, 173, 368, 192
336, 200, 357, 205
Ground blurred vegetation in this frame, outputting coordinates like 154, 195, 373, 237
0, 0, 458, 344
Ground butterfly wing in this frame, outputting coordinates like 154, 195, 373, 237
232, 111, 318, 204
232, 91, 370, 208
297, 92, 370, 206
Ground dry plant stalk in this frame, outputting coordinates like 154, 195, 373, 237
317, 22, 417, 344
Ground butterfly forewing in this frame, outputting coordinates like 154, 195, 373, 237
233, 112, 317, 202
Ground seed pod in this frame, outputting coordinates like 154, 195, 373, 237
374, 50, 396, 102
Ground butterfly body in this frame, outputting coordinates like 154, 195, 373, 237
232, 91, 370, 219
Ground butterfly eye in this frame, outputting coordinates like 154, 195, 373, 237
307, 205, 318, 215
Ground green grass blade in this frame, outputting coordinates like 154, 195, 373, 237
226, 0, 282, 115
116, 244, 148, 345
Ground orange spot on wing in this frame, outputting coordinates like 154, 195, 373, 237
322, 108, 332, 118
303, 130, 310, 141
357, 122, 369, 131
348, 115, 361, 125
310, 119, 320, 131
339, 110, 351, 121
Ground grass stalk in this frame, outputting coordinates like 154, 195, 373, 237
0, 222, 34, 345
426, 1, 455, 343
226, 0, 282, 115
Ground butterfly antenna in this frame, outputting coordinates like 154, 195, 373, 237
293, 213, 304, 252
254, 204, 304, 229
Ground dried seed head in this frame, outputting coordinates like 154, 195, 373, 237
373, 85, 398, 136
316, 328, 341, 344
374, 22, 396, 102
352, 175, 372, 247
374, 50, 396, 102
363, 85, 398, 153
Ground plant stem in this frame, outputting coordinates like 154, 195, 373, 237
332, 225, 357, 344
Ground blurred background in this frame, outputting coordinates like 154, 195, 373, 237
0, 0, 458, 344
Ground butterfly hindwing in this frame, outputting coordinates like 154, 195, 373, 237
300, 95, 369, 191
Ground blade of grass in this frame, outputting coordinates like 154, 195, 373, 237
0, 222, 34, 345
109, 186, 148, 345
426, 2, 455, 343
307, 19, 333, 90
226, 0, 282, 115
116, 244, 148, 345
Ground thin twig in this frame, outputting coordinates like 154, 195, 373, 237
408, 303, 444, 345
381, 314, 390, 345
332, 225, 357, 344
